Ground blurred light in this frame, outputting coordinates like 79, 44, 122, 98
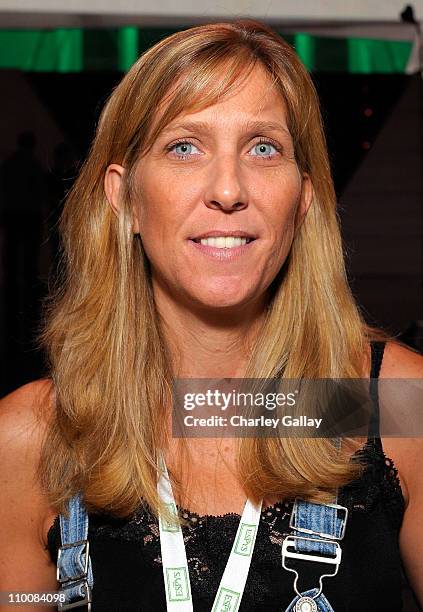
117, 27, 139, 71
364, 108, 373, 117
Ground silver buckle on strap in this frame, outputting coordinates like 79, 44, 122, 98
57, 578, 92, 611
282, 535, 342, 600
282, 535, 342, 566
57, 539, 90, 583
289, 499, 348, 541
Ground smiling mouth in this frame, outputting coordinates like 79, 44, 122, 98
190, 237, 256, 248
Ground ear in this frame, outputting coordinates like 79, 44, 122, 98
295, 172, 314, 232
104, 163, 140, 234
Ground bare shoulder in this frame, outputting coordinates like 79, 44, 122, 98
0, 377, 55, 422
379, 342, 423, 606
0, 377, 57, 517
377, 341, 423, 509
380, 340, 423, 377
0, 378, 59, 592
0, 378, 55, 489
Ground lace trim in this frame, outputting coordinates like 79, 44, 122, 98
47, 439, 405, 561
170, 499, 292, 522
341, 438, 404, 522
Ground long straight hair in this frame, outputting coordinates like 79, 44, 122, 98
37, 20, 388, 522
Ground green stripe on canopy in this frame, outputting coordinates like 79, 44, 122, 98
0, 28, 413, 73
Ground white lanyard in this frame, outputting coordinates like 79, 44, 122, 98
157, 454, 263, 611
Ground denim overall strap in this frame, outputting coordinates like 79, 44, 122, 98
282, 435, 348, 612
56, 492, 93, 610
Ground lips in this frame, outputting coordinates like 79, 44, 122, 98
189, 230, 257, 242
187, 235, 258, 262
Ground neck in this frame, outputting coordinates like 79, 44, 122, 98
152, 282, 267, 378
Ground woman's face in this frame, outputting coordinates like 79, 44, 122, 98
106, 63, 313, 312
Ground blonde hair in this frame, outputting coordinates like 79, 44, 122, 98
37, 20, 389, 522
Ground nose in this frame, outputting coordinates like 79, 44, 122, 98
203, 155, 248, 212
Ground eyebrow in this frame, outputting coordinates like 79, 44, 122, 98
160, 120, 292, 139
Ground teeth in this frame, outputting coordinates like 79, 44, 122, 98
199, 236, 248, 248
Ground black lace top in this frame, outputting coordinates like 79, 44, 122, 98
46, 342, 407, 611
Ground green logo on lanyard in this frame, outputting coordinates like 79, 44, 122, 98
212, 587, 241, 612
233, 523, 256, 556
159, 502, 179, 532
166, 567, 190, 601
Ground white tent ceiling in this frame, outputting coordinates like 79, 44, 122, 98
0, 0, 422, 27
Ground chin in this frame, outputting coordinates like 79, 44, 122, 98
188, 287, 258, 311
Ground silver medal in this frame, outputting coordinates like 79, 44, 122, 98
295, 596, 318, 612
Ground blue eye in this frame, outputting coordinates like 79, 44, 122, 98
251, 142, 278, 157
171, 142, 199, 157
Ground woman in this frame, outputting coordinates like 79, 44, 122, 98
0, 19, 422, 612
